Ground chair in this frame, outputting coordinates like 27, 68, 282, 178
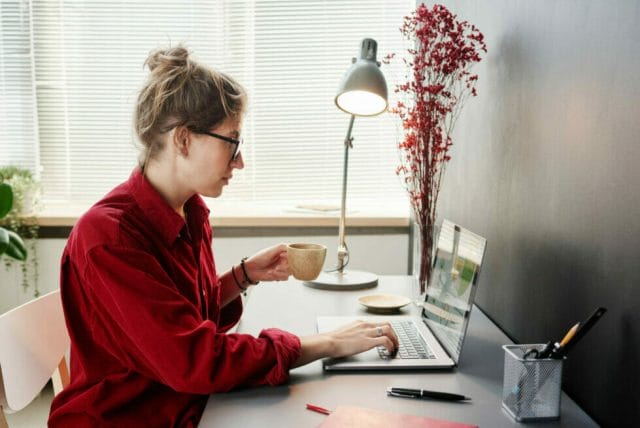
0, 290, 70, 427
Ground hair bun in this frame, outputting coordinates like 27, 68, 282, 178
144, 46, 190, 73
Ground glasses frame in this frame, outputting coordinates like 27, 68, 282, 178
198, 130, 243, 162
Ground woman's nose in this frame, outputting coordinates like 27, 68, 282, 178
231, 152, 245, 169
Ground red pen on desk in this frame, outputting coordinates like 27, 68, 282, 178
306, 403, 332, 415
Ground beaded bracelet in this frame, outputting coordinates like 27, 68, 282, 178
231, 265, 247, 291
240, 257, 260, 285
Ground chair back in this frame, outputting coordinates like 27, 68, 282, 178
0, 290, 69, 413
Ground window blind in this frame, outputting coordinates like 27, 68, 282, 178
0, 0, 39, 172
2, 0, 412, 211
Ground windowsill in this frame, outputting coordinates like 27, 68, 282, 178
37, 201, 411, 228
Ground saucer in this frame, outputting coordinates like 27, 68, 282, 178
358, 294, 412, 313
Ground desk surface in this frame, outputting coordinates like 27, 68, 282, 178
200, 276, 597, 427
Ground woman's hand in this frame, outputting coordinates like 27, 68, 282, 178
293, 320, 399, 368
243, 243, 290, 282
325, 320, 399, 358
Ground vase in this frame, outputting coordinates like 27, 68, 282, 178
411, 220, 440, 306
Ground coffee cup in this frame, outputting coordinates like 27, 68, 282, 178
287, 243, 327, 281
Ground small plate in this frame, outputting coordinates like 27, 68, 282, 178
358, 294, 412, 313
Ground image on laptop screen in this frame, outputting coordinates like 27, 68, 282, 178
421, 219, 487, 363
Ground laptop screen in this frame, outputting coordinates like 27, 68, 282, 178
420, 219, 487, 364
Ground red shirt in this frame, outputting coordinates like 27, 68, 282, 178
48, 169, 301, 427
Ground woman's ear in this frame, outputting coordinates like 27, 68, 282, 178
172, 126, 191, 156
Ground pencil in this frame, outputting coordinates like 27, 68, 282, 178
306, 403, 332, 415
560, 322, 580, 347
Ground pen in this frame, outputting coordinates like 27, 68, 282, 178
536, 322, 580, 359
387, 387, 471, 401
306, 403, 332, 415
553, 307, 607, 358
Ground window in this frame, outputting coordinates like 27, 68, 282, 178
1, 0, 412, 212
0, 0, 38, 171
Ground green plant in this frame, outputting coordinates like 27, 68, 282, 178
0, 183, 27, 260
0, 166, 41, 296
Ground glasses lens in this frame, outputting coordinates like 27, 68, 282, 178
233, 138, 243, 161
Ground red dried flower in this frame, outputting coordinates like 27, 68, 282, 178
388, 3, 486, 291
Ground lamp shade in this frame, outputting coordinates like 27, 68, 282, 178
335, 38, 388, 116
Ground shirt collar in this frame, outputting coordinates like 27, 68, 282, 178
129, 168, 210, 246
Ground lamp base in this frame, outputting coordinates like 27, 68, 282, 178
304, 270, 378, 290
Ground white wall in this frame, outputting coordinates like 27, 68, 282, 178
0, 239, 66, 313
0, 233, 409, 314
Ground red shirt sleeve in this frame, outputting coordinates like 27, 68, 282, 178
80, 244, 301, 394
216, 287, 243, 332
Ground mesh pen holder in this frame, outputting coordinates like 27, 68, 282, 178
502, 344, 564, 422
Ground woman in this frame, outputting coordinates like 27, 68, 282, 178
48, 46, 398, 427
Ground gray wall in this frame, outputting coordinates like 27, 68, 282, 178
431, 1, 639, 426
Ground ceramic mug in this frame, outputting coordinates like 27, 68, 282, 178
287, 243, 327, 281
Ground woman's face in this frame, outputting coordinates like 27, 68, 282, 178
184, 117, 245, 198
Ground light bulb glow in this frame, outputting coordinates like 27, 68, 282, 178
336, 91, 387, 116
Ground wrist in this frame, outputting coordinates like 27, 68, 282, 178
323, 333, 337, 358
294, 334, 333, 368
240, 257, 260, 285
231, 265, 248, 291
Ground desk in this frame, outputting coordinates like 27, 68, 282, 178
200, 276, 597, 427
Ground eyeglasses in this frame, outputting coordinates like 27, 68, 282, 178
198, 131, 243, 162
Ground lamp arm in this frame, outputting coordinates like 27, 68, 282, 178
337, 114, 356, 272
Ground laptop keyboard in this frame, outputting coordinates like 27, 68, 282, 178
377, 320, 435, 360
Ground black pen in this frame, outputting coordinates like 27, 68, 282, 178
536, 322, 580, 359
552, 307, 607, 358
387, 387, 470, 401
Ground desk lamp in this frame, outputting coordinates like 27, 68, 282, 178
305, 38, 388, 290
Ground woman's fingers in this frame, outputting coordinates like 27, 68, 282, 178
327, 323, 400, 358
373, 323, 399, 349
375, 336, 396, 353
245, 244, 291, 282
270, 267, 290, 280
368, 325, 385, 338
328, 320, 399, 344
363, 322, 398, 342
349, 321, 399, 352
341, 321, 397, 342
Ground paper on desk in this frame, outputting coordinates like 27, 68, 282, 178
284, 204, 356, 215
317, 405, 477, 428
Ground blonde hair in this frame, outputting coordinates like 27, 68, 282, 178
134, 45, 246, 168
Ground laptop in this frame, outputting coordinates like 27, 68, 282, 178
316, 219, 487, 370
